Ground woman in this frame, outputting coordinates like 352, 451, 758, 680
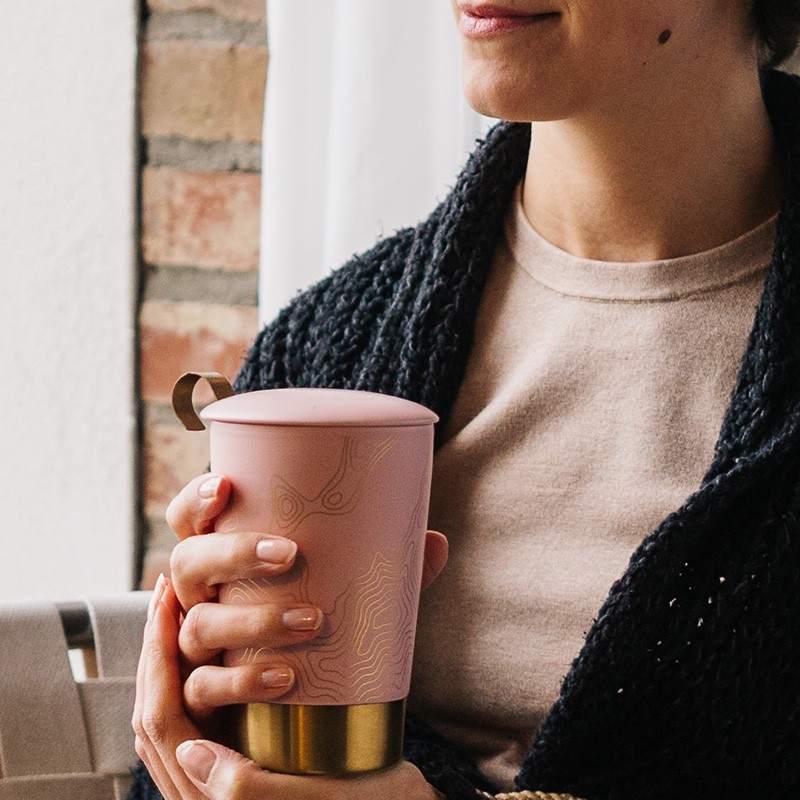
132, 2, 800, 798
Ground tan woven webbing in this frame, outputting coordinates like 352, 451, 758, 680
0, 594, 151, 800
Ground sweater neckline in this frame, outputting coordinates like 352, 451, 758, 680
506, 182, 776, 302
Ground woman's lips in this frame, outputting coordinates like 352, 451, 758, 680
458, 4, 558, 37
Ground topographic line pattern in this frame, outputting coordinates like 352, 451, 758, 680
297, 483, 427, 702
269, 435, 397, 536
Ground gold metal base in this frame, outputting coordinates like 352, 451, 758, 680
235, 698, 406, 775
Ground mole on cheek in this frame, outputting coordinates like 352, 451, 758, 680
658, 28, 672, 45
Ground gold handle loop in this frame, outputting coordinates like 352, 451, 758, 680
172, 372, 235, 431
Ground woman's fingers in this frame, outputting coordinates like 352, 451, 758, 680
421, 530, 448, 591
166, 474, 231, 541
133, 575, 205, 800
179, 601, 324, 668
183, 662, 295, 720
133, 579, 179, 798
170, 530, 298, 610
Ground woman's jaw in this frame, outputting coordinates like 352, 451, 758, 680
450, 0, 760, 124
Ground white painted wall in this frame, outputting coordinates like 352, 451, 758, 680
0, 2, 138, 601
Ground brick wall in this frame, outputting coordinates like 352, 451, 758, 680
138, 0, 266, 588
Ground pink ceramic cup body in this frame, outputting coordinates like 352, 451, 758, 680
201, 388, 437, 706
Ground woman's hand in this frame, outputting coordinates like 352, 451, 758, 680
166, 473, 321, 732
165, 473, 449, 729
133, 574, 445, 800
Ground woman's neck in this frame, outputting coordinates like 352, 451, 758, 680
522, 62, 781, 262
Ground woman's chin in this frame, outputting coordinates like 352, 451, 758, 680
461, 75, 579, 123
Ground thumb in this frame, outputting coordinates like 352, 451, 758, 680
176, 739, 261, 798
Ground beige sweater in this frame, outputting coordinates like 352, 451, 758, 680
408, 185, 775, 791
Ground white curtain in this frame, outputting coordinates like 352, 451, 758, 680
259, 0, 492, 324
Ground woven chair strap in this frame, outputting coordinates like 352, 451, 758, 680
0, 594, 151, 800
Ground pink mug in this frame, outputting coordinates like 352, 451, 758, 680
173, 373, 437, 774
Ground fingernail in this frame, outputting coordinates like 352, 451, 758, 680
176, 740, 216, 784
283, 607, 323, 631
256, 537, 297, 565
199, 475, 222, 499
161, 576, 176, 612
261, 666, 294, 688
148, 573, 166, 623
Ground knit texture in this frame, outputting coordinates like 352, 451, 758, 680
129, 70, 800, 800
232, 122, 532, 446
129, 762, 165, 800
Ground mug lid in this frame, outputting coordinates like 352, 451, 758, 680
200, 388, 438, 428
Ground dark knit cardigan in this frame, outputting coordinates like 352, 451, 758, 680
131, 69, 800, 800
